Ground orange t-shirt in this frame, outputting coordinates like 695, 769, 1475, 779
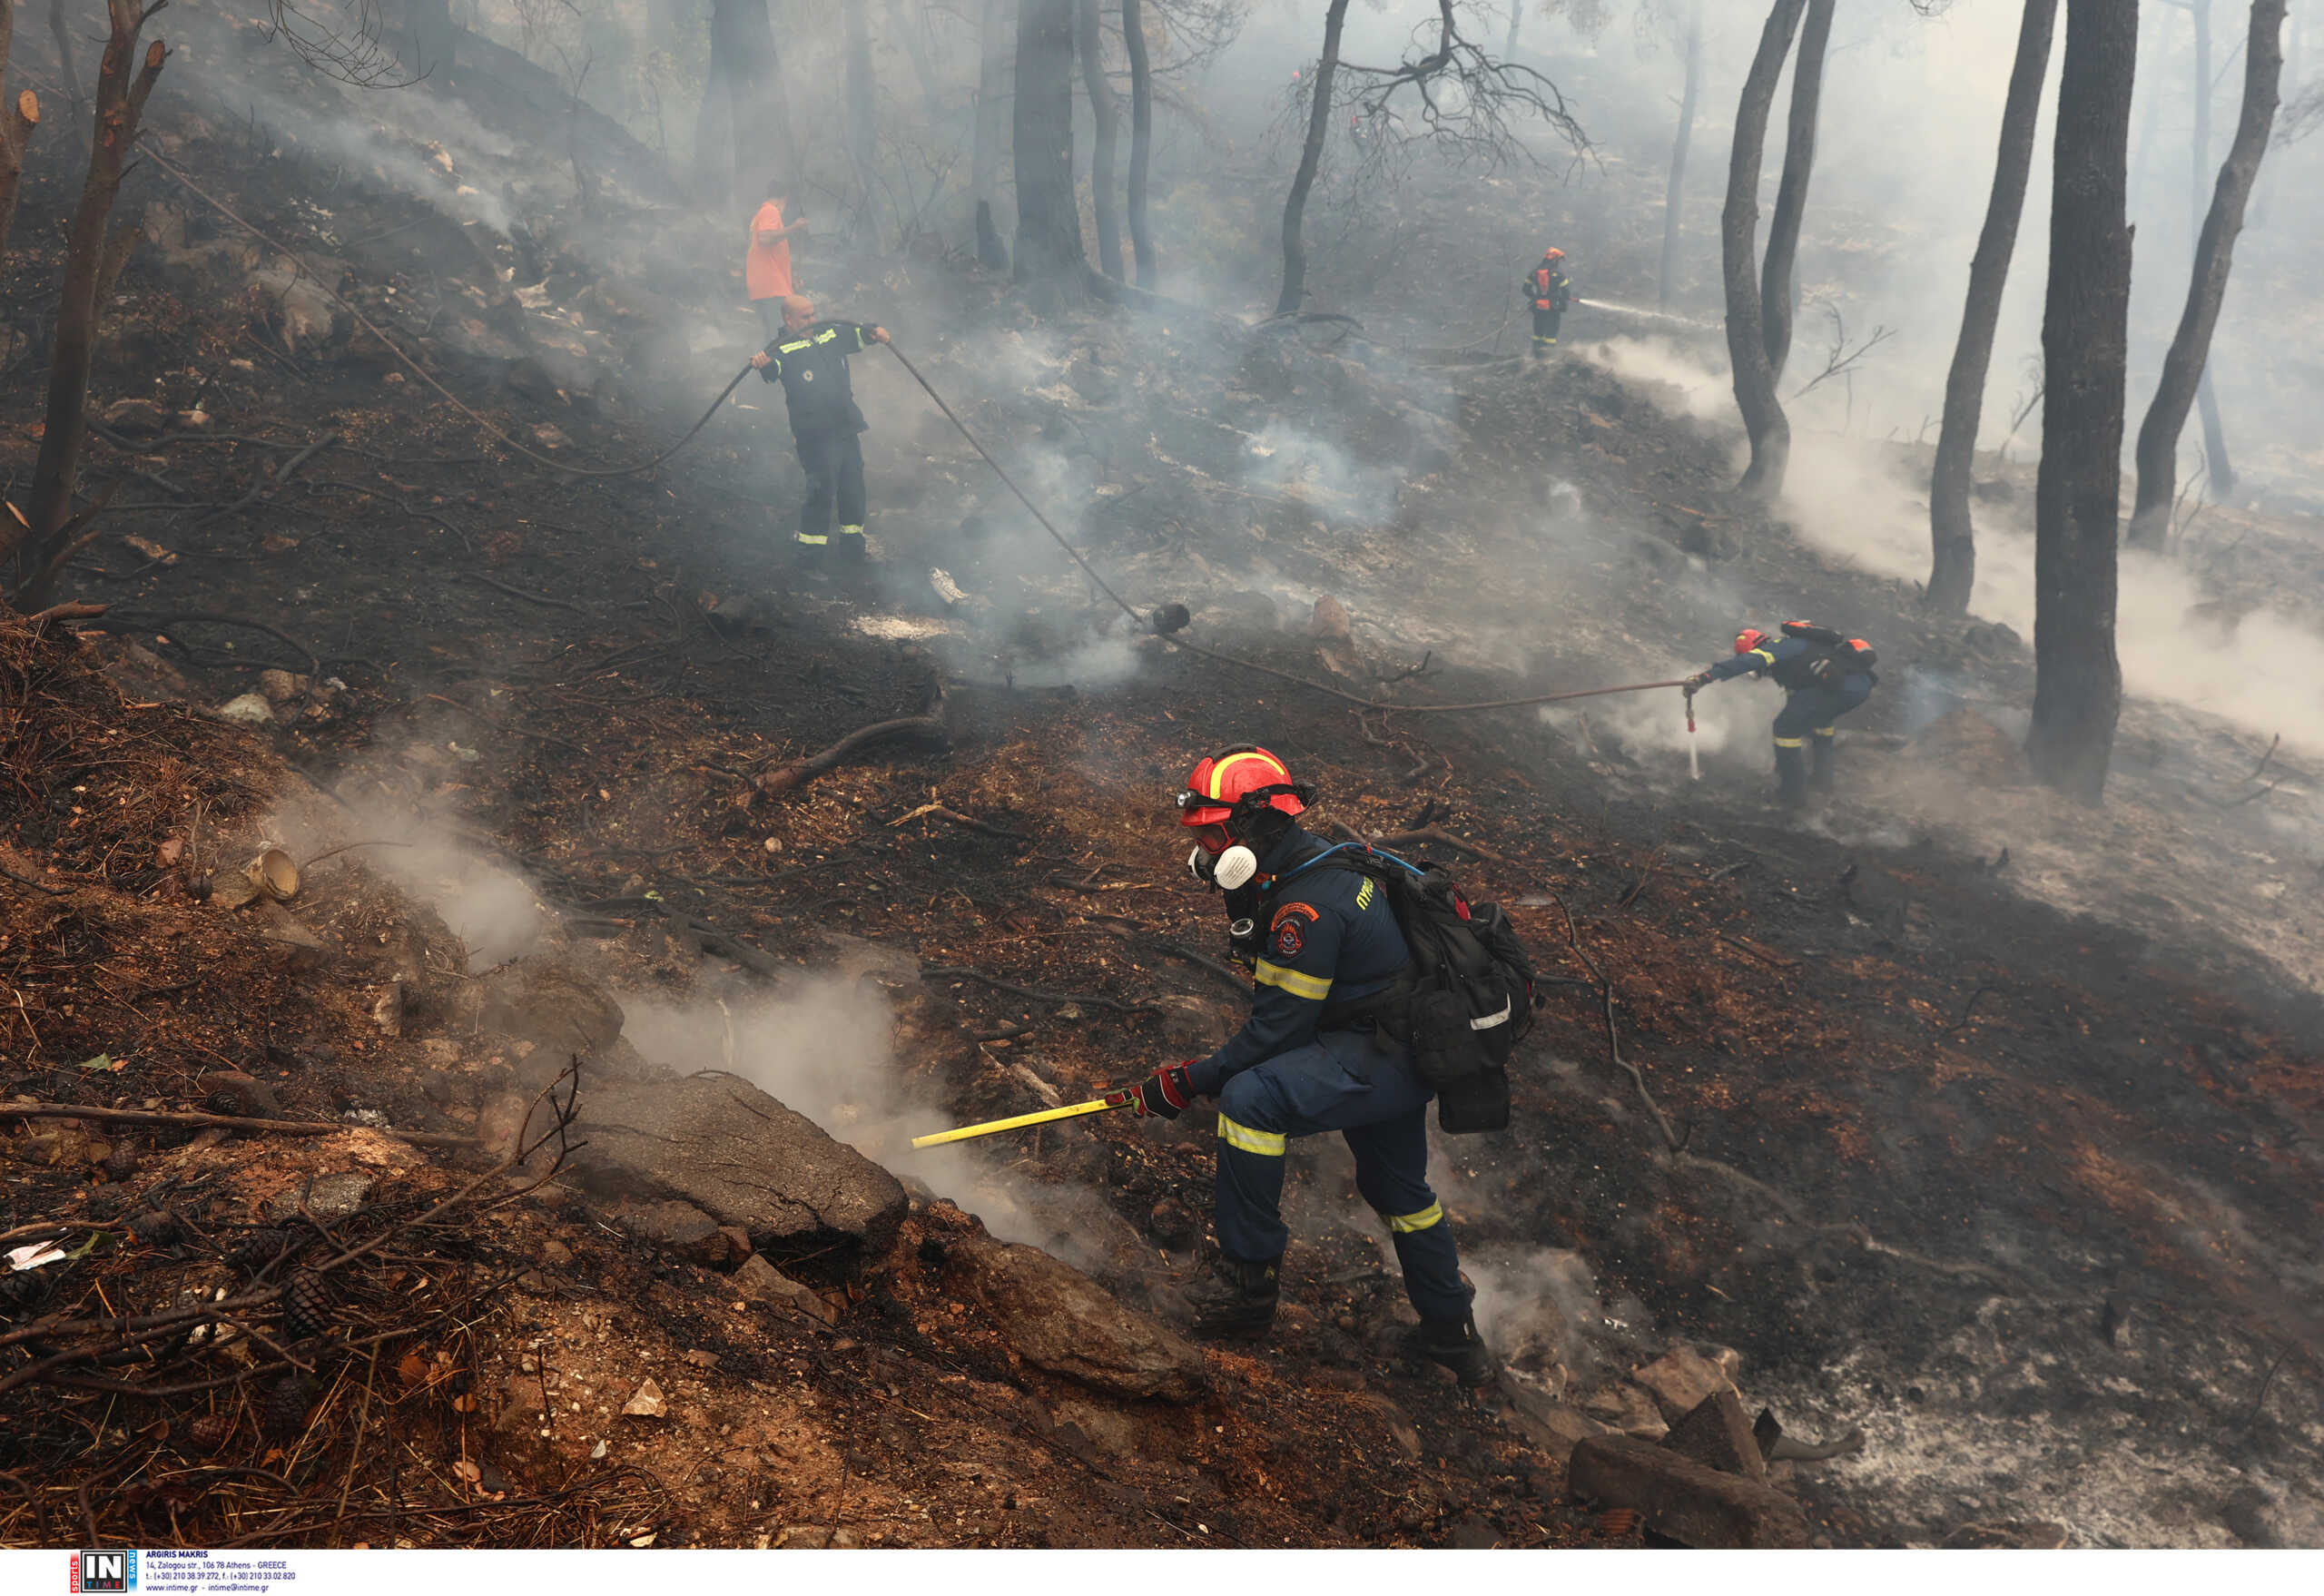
746, 201, 793, 301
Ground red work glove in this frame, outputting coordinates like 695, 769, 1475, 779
1134, 1062, 1198, 1119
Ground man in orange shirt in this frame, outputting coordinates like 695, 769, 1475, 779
746, 182, 809, 337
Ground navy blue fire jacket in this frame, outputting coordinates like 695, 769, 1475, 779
1705, 635, 1826, 691
1186, 828, 1411, 1098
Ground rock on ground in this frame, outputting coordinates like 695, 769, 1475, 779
1567, 1433, 1811, 1550
570, 1074, 908, 1259
1659, 1388, 1766, 1482
942, 1229, 1207, 1404
1630, 1346, 1738, 1423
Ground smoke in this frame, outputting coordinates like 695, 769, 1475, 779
1782, 431, 2324, 757
1463, 1243, 1623, 1392
621, 980, 1140, 1274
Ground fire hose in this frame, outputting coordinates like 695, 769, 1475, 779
881, 343, 1691, 717
144, 148, 1695, 719
911, 1089, 1139, 1149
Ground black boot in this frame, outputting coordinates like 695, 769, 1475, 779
1774, 742, 1808, 810
1403, 1312, 1496, 1389
1810, 734, 1837, 794
1180, 1255, 1280, 1340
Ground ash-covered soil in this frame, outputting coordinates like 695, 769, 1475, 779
5, 3, 2324, 1552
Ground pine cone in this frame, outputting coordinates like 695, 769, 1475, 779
186, 1412, 233, 1453
261, 1373, 316, 1439
225, 1227, 289, 1276
281, 1271, 334, 1342
129, 1211, 182, 1247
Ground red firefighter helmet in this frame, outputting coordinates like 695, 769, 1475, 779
1177, 746, 1309, 829
1734, 627, 1771, 655
1542, 247, 1565, 261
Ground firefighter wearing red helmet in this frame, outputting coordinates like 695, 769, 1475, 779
1131, 745, 1492, 1387
1684, 623, 1879, 807
1522, 247, 1571, 358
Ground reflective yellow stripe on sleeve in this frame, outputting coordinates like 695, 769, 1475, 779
1253, 960, 1333, 1000
1217, 1114, 1286, 1158
1773, 736, 1807, 748
1384, 1202, 1443, 1234
1748, 648, 1777, 666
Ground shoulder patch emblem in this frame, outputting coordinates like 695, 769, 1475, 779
1272, 918, 1305, 958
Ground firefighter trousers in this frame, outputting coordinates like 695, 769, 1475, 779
1772, 675, 1874, 798
794, 428, 867, 554
1212, 1030, 1472, 1322
1531, 307, 1563, 350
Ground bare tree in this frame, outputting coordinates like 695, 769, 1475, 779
5, 0, 167, 610
0, 2, 44, 266
2128, 0, 2284, 549
1124, 0, 1156, 287
1927, 0, 2057, 616
973, 0, 1017, 265
1276, 0, 1351, 315
259, 2, 416, 86
1759, 0, 1832, 381
2026, 0, 2136, 804
1657, 0, 1705, 310
1078, 0, 1124, 279
844, 3, 875, 235
1015, 0, 1093, 297
703, 0, 793, 210
1721, 0, 1807, 498
2180, 0, 2235, 500
1278, 1, 1586, 315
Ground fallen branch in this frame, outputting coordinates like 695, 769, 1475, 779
1544, 894, 1686, 1153
890, 802, 1029, 842
461, 571, 587, 614
0, 1101, 479, 1149
923, 965, 1157, 1015
1715, 930, 1798, 969
1152, 939, 1250, 995
1324, 820, 1512, 870
186, 429, 338, 533
758, 684, 950, 798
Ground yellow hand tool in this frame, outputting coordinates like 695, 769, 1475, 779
910, 1089, 1137, 1149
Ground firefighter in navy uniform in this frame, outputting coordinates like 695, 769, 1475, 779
1685, 623, 1878, 807
748, 293, 890, 571
1523, 247, 1571, 357
1128, 746, 1494, 1388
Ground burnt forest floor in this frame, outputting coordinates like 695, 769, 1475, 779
5, 23, 2324, 1551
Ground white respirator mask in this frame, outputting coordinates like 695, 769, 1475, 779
1187, 842, 1259, 892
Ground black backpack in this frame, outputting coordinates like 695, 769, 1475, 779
1777, 621, 1879, 687
1306, 848, 1538, 1134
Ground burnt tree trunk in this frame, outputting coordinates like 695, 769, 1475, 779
8, 0, 165, 608
1658, 0, 1704, 310
885, 0, 946, 121
844, 3, 875, 238
1722, 0, 1809, 499
1077, 0, 1122, 280
1014, 0, 1088, 295
708, 0, 793, 211
1927, 0, 2058, 616
2027, 0, 2137, 805
1124, 0, 1155, 289
1760, 0, 1833, 382
0, 3, 44, 266
2128, 0, 2283, 548
973, 0, 1016, 253
2186, 0, 2235, 503
1507, 1, 1523, 57
1276, 0, 1352, 316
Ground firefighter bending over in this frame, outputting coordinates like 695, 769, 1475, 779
1524, 247, 1571, 357
1685, 623, 1879, 808
1129, 746, 1494, 1388
749, 295, 889, 571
